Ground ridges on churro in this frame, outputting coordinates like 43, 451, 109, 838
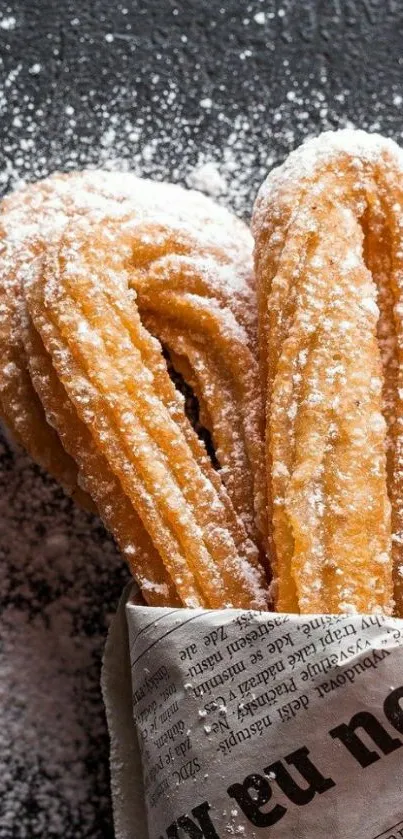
2, 130, 403, 617
0, 170, 268, 610
253, 128, 403, 617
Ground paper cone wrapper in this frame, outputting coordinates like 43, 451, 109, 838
102, 584, 403, 839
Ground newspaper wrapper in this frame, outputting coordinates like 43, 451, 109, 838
102, 584, 403, 839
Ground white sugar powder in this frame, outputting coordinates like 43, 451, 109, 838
1, 23, 403, 837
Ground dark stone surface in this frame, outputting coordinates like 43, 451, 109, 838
1, 1, 403, 209
0, 1, 402, 837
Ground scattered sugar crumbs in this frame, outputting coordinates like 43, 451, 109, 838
1, 2, 403, 836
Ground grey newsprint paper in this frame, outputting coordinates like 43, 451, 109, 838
103, 584, 403, 839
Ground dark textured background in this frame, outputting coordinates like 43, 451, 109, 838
1, 0, 403, 206
0, 1, 402, 837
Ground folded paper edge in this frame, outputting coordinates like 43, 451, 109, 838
101, 582, 148, 839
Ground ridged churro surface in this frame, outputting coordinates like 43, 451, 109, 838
0, 171, 267, 608
253, 129, 403, 616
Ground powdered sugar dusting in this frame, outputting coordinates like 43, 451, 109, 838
253, 128, 403, 618
256, 128, 403, 212
2, 3, 403, 834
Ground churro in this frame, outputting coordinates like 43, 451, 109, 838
253, 129, 403, 616
133, 239, 266, 549
0, 171, 268, 608
21, 317, 178, 606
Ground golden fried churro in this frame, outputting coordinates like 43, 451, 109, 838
0, 171, 267, 608
133, 247, 266, 552
2, 175, 172, 602
253, 129, 403, 616
21, 316, 178, 606
25, 216, 266, 608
